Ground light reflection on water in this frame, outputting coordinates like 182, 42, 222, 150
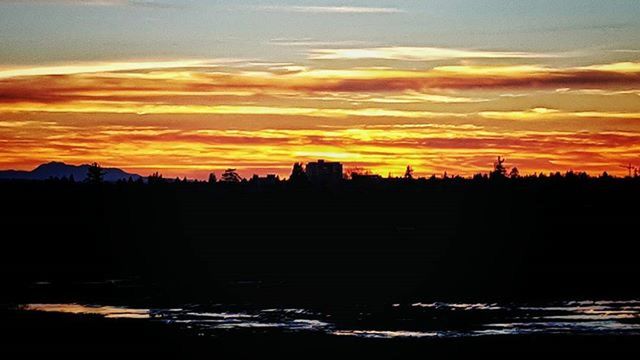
18, 300, 640, 339
21, 304, 152, 319
333, 330, 440, 339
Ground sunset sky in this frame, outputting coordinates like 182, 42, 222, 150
1, 1, 640, 178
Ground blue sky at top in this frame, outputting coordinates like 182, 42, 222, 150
1, 0, 639, 64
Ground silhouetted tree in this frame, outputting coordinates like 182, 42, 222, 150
208, 173, 217, 184
86, 162, 105, 184
565, 170, 577, 180
346, 166, 372, 179
490, 156, 507, 180
148, 172, 164, 184
473, 173, 486, 181
509, 167, 520, 179
221, 168, 242, 183
404, 165, 414, 180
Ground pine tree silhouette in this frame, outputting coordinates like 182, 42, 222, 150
86, 162, 105, 184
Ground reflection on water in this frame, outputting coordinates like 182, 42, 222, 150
409, 302, 503, 310
18, 300, 640, 339
21, 304, 151, 319
333, 330, 439, 338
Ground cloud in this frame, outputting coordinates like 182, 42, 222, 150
309, 46, 556, 61
269, 38, 370, 47
273, 91, 490, 104
479, 108, 640, 121
248, 5, 404, 14
0, 101, 467, 119
0, 59, 238, 79
579, 62, 640, 73
610, 49, 640, 54
293, 64, 640, 92
1, 61, 640, 116
555, 89, 640, 97
1, 61, 640, 109
0, 0, 179, 8
3, 119, 640, 178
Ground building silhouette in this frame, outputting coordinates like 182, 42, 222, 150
305, 160, 343, 186
250, 174, 279, 186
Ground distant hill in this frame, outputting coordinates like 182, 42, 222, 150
0, 162, 142, 182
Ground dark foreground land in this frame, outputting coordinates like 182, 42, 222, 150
2, 176, 639, 303
1, 176, 639, 356
2, 309, 640, 358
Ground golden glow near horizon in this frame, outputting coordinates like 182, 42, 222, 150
1, 58, 640, 179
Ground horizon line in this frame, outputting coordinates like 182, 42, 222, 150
1, 160, 637, 181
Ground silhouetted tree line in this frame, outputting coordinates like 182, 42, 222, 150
3, 157, 640, 306
4, 157, 639, 190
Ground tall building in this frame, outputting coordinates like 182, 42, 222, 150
305, 160, 343, 186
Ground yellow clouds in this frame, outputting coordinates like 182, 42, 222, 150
308, 47, 555, 61
0, 59, 228, 79
579, 62, 640, 73
2, 119, 640, 178
1, 58, 640, 177
479, 108, 640, 120
431, 65, 549, 76
0, 102, 466, 119
2, 60, 640, 114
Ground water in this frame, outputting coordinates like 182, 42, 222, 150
17, 299, 640, 339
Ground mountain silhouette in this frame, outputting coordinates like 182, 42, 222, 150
0, 162, 142, 182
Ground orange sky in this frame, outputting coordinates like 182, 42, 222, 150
1, 59, 640, 179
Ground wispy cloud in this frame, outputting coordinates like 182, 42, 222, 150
248, 5, 404, 14
309, 46, 556, 61
3, 61, 640, 105
1, 0, 179, 8
1, 59, 640, 177
272, 90, 490, 104
579, 62, 640, 72
610, 49, 640, 54
269, 38, 370, 47
3, 118, 640, 178
479, 108, 640, 121
0, 59, 241, 79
